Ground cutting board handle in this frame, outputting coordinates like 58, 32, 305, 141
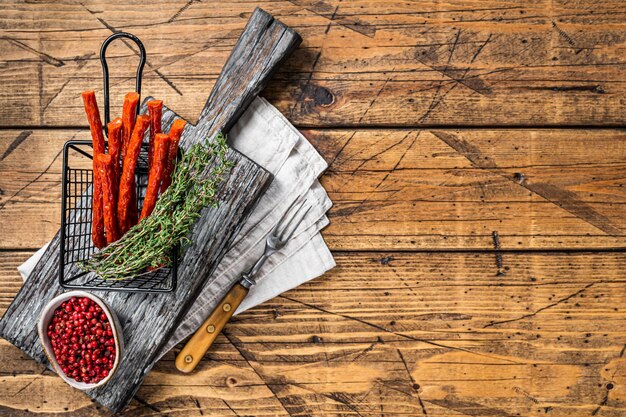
185, 8, 302, 148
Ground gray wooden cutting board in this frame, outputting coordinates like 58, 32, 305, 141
0, 8, 300, 413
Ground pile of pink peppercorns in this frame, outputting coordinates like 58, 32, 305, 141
46, 296, 116, 384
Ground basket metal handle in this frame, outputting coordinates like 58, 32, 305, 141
100, 32, 146, 135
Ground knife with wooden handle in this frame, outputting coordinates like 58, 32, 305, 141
175, 283, 248, 373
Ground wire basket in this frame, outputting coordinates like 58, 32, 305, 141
58, 32, 176, 292
59, 140, 178, 292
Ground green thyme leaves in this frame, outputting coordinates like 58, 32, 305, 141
82, 133, 233, 280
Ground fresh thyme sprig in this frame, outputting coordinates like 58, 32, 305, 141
82, 133, 233, 280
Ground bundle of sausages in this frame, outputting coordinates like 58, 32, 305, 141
81, 91, 187, 249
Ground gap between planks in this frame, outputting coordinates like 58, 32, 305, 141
2, 124, 626, 131
3, 248, 626, 255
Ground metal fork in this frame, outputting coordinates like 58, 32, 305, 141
239, 198, 312, 289
176, 199, 311, 373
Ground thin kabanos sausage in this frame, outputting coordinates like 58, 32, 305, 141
107, 118, 123, 188
147, 100, 163, 170
121, 92, 140, 158
91, 174, 106, 249
96, 153, 120, 244
81, 91, 106, 249
160, 119, 187, 193
140, 133, 170, 220
117, 114, 150, 234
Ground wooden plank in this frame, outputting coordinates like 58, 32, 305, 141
2, 128, 625, 251
1, 1, 625, 127
2, 250, 626, 416
0, 252, 30, 313
309, 129, 626, 251
0, 8, 301, 413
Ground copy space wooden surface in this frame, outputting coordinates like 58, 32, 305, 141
2, 252, 626, 416
1, 0, 626, 127
1, 0, 626, 416
1, 129, 624, 251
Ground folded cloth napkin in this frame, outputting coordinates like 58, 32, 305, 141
19, 96, 335, 360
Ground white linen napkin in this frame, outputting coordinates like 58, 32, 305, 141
19, 97, 335, 359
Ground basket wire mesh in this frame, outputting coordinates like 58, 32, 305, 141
58, 32, 176, 292
59, 140, 177, 292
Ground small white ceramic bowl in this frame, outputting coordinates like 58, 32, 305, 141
38, 290, 123, 390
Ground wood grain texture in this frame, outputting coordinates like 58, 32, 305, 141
1, 1, 625, 416
0, 8, 304, 413
0, 115, 271, 414
1, 1, 625, 127
2, 251, 626, 416
175, 283, 249, 373
2, 128, 624, 251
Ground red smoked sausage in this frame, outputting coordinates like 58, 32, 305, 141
140, 133, 170, 220
96, 154, 120, 244
91, 174, 106, 249
81, 91, 106, 249
147, 100, 163, 170
81, 91, 106, 155
117, 115, 150, 234
107, 118, 123, 189
160, 119, 187, 193
121, 92, 140, 159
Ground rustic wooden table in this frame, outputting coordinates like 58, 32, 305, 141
1, 1, 625, 416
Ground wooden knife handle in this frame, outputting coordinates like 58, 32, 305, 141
175, 283, 249, 373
